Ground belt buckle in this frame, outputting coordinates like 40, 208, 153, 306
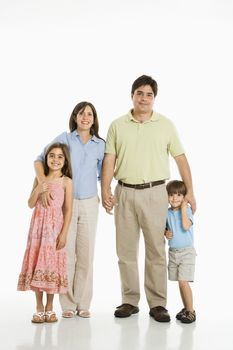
140, 183, 147, 189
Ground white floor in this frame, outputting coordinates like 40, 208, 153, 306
2, 297, 232, 350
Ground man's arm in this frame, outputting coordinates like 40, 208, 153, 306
174, 154, 196, 213
101, 153, 116, 214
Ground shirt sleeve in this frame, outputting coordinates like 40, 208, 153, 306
105, 122, 116, 155
35, 132, 69, 162
97, 140, 106, 181
166, 211, 171, 230
168, 121, 185, 157
187, 206, 194, 225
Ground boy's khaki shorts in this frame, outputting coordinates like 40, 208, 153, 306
168, 247, 196, 282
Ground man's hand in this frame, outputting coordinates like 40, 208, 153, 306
185, 192, 196, 214
174, 154, 196, 214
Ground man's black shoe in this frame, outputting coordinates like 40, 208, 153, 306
149, 306, 171, 322
114, 304, 139, 318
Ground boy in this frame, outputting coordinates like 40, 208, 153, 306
165, 180, 196, 323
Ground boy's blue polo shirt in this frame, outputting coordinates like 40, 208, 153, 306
166, 206, 194, 249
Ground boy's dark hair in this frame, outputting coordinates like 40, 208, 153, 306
131, 75, 158, 97
44, 142, 72, 179
166, 180, 187, 196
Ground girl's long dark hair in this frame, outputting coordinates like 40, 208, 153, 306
44, 143, 72, 179
69, 101, 105, 141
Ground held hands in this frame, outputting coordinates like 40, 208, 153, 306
184, 192, 196, 214
39, 182, 54, 208
37, 182, 48, 194
102, 190, 118, 215
165, 229, 173, 240
181, 198, 188, 210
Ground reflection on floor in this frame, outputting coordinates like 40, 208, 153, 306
2, 306, 232, 350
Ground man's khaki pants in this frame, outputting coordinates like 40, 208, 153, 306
60, 196, 99, 311
114, 183, 168, 308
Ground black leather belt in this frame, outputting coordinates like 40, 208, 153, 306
118, 180, 165, 189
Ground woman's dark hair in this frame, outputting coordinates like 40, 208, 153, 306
69, 101, 104, 141
166, 180, 187, 196
44, 142, 72, 179
131, 75, 158, 97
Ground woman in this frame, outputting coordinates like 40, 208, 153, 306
35, 101, 105, 318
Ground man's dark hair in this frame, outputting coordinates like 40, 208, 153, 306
131, 75, 158, 97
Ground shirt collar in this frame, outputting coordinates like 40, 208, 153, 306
72, 130, 100, 143
126, 110, 159, 123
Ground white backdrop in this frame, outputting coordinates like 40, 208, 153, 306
0, 0, 232, 319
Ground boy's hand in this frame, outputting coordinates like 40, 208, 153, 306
165, 229, 173, 240
181, 199, 188, 210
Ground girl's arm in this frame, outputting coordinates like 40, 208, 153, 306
56, 177, 73, 250
181, 201, 192, 230
28, 178, 48, 208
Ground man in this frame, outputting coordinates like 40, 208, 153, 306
101, 75, 196, 322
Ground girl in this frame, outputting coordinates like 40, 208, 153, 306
17, 143, 73, 323
34, 102, 105, 318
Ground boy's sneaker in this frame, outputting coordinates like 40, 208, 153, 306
176, 308, 186, 320
181, 310, 196, 324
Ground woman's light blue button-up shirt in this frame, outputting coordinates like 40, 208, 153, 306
36, 131, 105, 200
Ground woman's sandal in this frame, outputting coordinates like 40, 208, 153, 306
62, 310, 76, 318
31, 312, 45, 323
77, 310, 91, 318
44, 311, 58, 323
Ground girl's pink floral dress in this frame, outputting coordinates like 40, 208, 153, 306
17, 181, 68, 294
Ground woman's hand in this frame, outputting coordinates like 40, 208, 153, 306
39, 182, 54, 208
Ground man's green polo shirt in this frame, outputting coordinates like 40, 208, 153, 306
105, 111, 185, 184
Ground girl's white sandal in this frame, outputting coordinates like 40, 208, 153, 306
31, 312, 45, 323
44, 311, 58, 323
